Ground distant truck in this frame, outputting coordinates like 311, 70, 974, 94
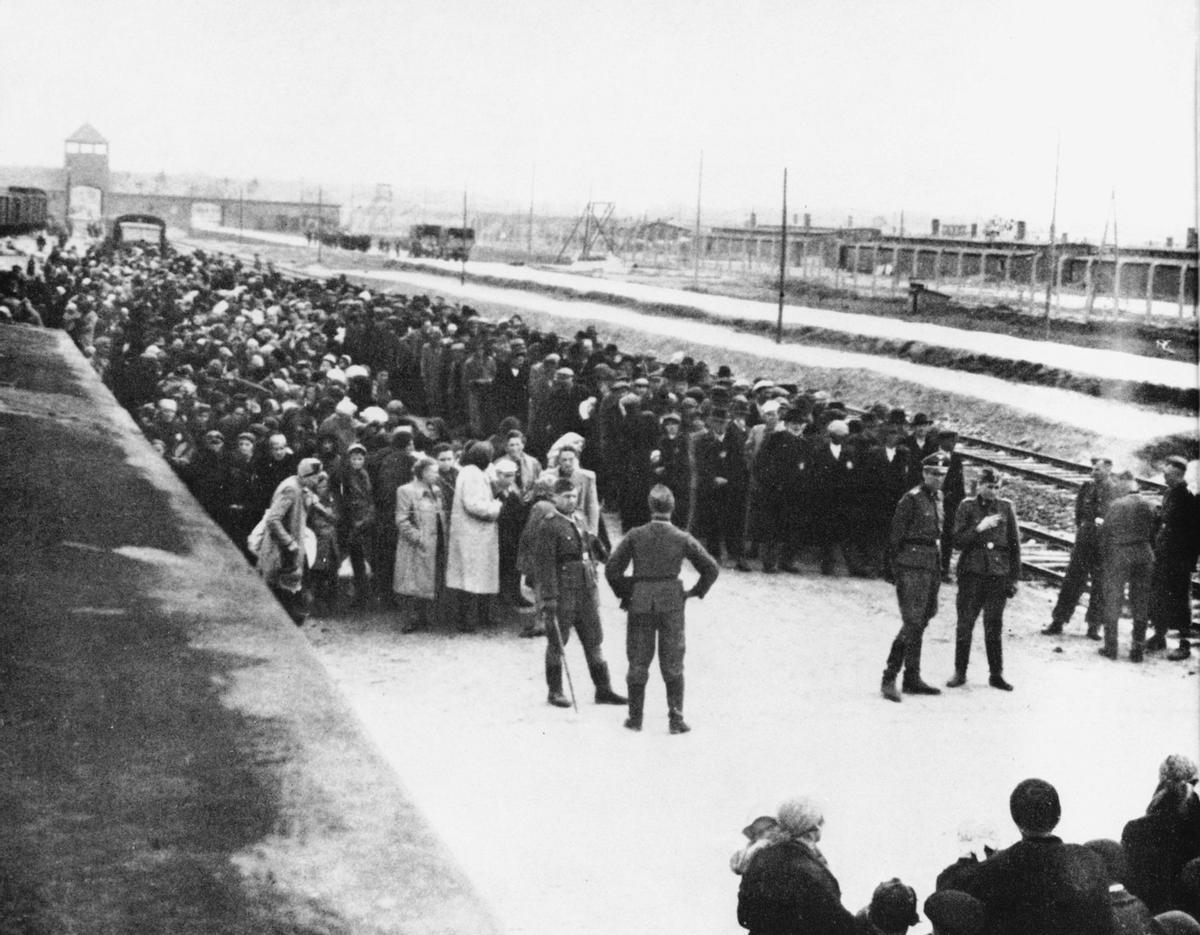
108, 214, 168, 252
408, 224, 475, 261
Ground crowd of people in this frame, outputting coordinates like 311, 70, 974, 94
733, 755, 1200, 935
2, 231, 1198, 930
1, 231, 1194, 671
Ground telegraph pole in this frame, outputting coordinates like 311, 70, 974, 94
460, 188, 467, 285
1043, 135, 1060, 333
528, 163, 535, 259
776, 168, 787, 344
693, 150, 703, 288
317, 187, 324, 263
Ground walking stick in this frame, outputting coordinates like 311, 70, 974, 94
546, 608, 579, 713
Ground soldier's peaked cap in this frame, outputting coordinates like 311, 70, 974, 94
923, 453, 951, 470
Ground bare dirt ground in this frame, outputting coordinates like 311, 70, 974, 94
304, 548, 1197, 935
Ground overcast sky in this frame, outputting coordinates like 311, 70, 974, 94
1, 0, 1195, 241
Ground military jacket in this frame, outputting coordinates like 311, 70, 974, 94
605, 519, 719, 613
531, 508, 597, 603
953, 496, 1021, 582
890, 484, 943, 570
1075, 478, 1118, 528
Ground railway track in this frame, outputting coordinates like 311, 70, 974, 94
835, 414, 1176, 588
954, 435, 1165, 494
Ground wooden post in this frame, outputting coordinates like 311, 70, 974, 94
1146, 262, 1157, 318
1179, 263, 1189, 318
776, 168, 787, 344
1084, 257, 1095, 320
1112, 258, 1122, 317
694, 151, 703, 288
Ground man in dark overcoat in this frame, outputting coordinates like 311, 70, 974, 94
1148, 456, 1199, 660
1042, 455, 1117, 639
693, 408, 749, 569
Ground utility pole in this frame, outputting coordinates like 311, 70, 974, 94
317, 187, 324, 263
693, 150, 703, 288
776, 168, 788, 344
528, 163, 535, 259
460, 188, 467, 285
1043, 135, 1060, 333
1110, 189, 1121, 316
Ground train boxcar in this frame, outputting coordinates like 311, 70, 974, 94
108, 214, 168, 252
0, 186, 49, 236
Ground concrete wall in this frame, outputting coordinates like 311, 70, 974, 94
0, 326, 500, 935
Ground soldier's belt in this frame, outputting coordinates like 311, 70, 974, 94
901, 538, 939, 547
631, 575, 677, 583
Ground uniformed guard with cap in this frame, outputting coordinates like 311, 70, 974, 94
881, 452, 950, 702
947, 468, 1019, 691
1098, 469, 1158, 662
533, 477, 627, 708
604, 485, 719, 733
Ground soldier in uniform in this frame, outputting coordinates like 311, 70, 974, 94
880, 453, 950, 702
1042, 456, 1117, 639
604, 485, 720, 734
1098, 470, 1159, 662
533, 478, 627, 709
946, 468, 1019, 691
1147, 455, 1199, 661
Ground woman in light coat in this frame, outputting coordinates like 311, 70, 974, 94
393, 456, 445, 633
446, 441, 503, 632
258, 457, 323, 625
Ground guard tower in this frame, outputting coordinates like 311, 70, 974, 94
64, 123, 110, 222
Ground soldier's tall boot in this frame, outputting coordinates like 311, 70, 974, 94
946, 631, 970, 687
666, 676, 690, 734
589, 661, 628, 705
624, 682, 645, 731
881, 639, 904, 702
546, 660, 570, 708
984, 620, 1012, 688
901, 635, 941, 695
